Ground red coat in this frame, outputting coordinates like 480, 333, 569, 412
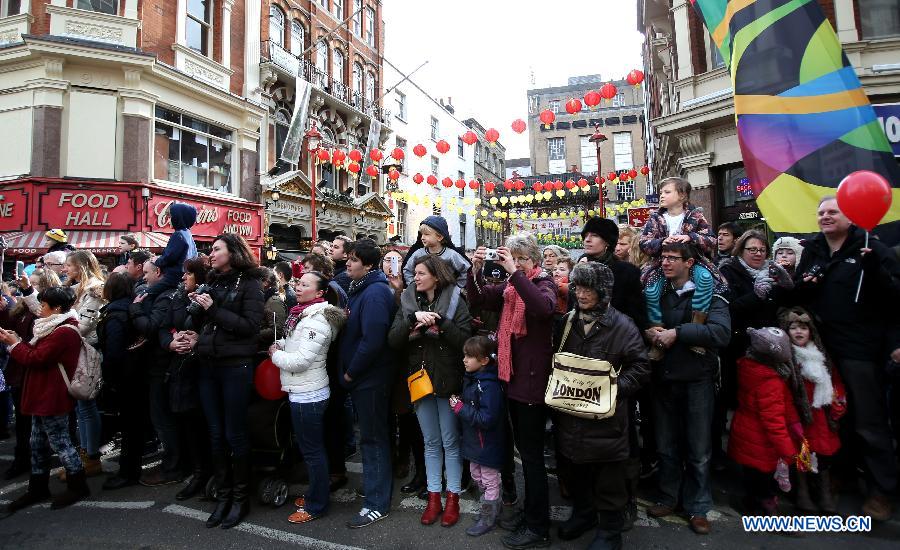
0, 306, 37, 387
802, 371, 845, 457
10, 318, 80, 417
728, 357, 799, 473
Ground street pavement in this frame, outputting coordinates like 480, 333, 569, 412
0, 436, 897, 549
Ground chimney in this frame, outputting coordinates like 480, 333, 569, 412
444, 96, 455, 114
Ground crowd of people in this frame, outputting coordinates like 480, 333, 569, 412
0, 176, 897, 550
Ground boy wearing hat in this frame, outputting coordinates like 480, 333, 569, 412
402, 216, 471, 289
45, 229, 75, 254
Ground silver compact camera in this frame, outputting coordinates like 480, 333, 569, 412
484, 249, 499, 261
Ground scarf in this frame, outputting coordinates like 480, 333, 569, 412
348, 269, 380, 296
793, 343, 833, 408
584, 249, 615, 267
30, 310, 79, 344
737, 257, 768, 279
497, 266, 543, 382
284, 298, 326, 336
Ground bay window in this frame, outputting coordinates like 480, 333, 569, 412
154, 105, 234, 194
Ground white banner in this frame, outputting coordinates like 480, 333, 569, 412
280, 77, 312, 163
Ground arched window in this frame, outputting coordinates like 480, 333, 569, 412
333, 49, 344, 85
274, 106, 292, 163
269, 5, 285, 47
315, 40, 329, 88
352, 62, 363, 104
290, 20, 305, 56
365, 72, 375, 104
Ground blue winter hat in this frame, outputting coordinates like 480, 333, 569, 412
420, 215, 450, 240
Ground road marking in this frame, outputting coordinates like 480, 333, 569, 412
161, 504, 367, 550
74, 500, 156, 509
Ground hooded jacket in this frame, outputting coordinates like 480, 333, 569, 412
457, 361, 506, 469
402, 215, 472, 289
10, 314, 80, 417
155, 203, 198, 275
70, 277, 105, 345
272, 301, 347, 396
192, 267, 266, 366
337, 269, 397, 390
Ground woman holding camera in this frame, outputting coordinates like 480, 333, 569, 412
467, 234, 557, 547
183, 234, 265, 530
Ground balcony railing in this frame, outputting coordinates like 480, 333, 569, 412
261, 40, 390, 124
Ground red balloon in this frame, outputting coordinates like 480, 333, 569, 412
442, 177, 453, 188
436, 140, 450, 154
484, 181, 496, 193
565, 98, 582, 115
539, 109, 555, 126
316, 149, 330, 162
391, 147, 405, 160
511, 119, 526, 134
468, 179, 479, 190
584, 90, 601, 108
640, 165, 650, 176
485, 128, 500, 144
626, 69, 645, 86
254, 358, 286, 400
369, 149, 383, 162
348, 149, 363, 162
427, 174, 438, 186
462, 131, 478, 146
413, 173, 424, 184
347, 162, 360, 174
413, 144, 427, 157
600, 83, 618, 100
836, 170, 893, 231
388, 169, 400, 181
365, 165, 379, 177
577, 178, 589, 188
455, 178, 466, 189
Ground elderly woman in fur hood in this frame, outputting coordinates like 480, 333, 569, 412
270, 270, 347, 525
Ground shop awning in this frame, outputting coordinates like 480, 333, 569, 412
0, 231, 170, 255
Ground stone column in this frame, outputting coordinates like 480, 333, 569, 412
672, 0, 694, 82
175, 0, 187, 46
238, 113, 262, 202
676, 130, 715, 220
243, 0, 261, 101
221, 0, 234, 69
123, 0, 138, 19
834, 0, 859, 43
119, 68, 157, 183
28, 57, 67, 178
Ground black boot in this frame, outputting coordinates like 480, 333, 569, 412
1, 473, 51, 518
558, 506, 598, 540
177, 473, 210, 501
205, 452, 231, 528
401, 469, 426, 495
221, 456, 250, 529
51, 470, 90, 509
587, 511, 624, 550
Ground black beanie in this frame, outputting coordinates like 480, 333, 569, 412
580, 217, 619, 247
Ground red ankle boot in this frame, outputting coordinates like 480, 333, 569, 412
441, 492, 460, 527
421, 491, 443, 525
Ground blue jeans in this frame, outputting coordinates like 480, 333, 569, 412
32, 414, 82, 475
75, 398, 101, 456
414, 394, 462, 493
351, 383, 392, 513
289, 399, 329, 516
653, 378, 715, 516
197, 363, 252, 457
645, 265, 714, 325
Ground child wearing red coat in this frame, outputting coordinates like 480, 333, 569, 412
779, 307, 846, 513
728, 327, 807, 515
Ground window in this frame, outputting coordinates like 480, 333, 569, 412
5, 0, 22, 16
396, 138, 407, 171
352, 62, 363, 103
613, 132, 633, 171
334, 0, 343, 20
290, 20, 305, 56
580, 136, 597, 174
397, 201, 408, 240
186, 0, 212, 55
458, 170, 465, 198
315, 41, 329, 87
859, 0, 900, 39
459, 219, 466, 248
710, 38, 725, 69
365, 72, 376, 103
364, 7, 375, 46
613, 93, 626, 107
353, 0, 362, 35
269, 6, 285, 47
319, 0, 328, 8
547, 137, 566, 174
616, 180, 635, 202
274, 107, 292, 164
430, 155, 439, 176
154, 105, 234, 193
430, 116, 439, 141
548, 99, 560, 113
395, 91, 407, 120
457, 137, 465, 157
77, 0, 117, 15
333, 49, 344, 85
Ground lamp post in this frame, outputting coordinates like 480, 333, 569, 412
305, 122, 322, 241
589, 124, 608, 217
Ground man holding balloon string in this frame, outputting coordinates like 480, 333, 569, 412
790, 171, 900, 522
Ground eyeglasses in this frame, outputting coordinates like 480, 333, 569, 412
660, 255, 685, 263
46, 262, 64, 267
744, 247, 767, 255
512, 257, 532, 264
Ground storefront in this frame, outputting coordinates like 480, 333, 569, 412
0, 178, 265, 267
714, 164, 768, 238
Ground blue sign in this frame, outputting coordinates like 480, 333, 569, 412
874, 103, 900, 157
736, 177, 754, 198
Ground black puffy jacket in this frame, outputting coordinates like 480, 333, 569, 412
192, 268, 265, 366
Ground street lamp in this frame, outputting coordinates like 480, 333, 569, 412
265, 185, 281, 209
589, 124, 608, 217
305, 122, 322, 240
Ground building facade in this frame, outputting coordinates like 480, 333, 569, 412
462, 117, 505, 246
505, 157, 532, 179
638, 0, 900, 232
0, 0, 268, 258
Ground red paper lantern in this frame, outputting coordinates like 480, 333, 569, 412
608, 171, 617, 181
391, 147, 405, 160
515, 180, 525, 191
504, 179, 514, 191
595, 176, 606, 185
836, 170, 893, 231
413, 144, 427, 157
366, 165, 379, 177
427, 174, 438, 186
629, 169, 638, 179
485, 128, 499, 145
462, 131, 478, 146
532, 182, 543, 192
316, 149, 330, 163
413, 173, 424, 184
442, 177, 453, 188
511, 119, 527, 134
484, 181, 495, 193
584, 90, 601, 109
348, 149, 363, 162
577, 178, 589, 188
620, 172, 630, 181
640, 165, 650, 176
332, 149, 346, 164
436, 139, 450, 154
468, 179, 479, 190
539, 109, 555, 127
626, 69, 645, 87
553, 180, 564, 191
254, 359, 286, 400
388, 169, 400, 181
565, 179, 576, 189
565, 98, 582, 115
369, 148, 383, 162
454, 179, 465, 189
599, 83, 618, 101
347, 162, 361, 174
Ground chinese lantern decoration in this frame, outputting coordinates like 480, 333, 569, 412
599, 82, 618, 102
595, 176, 605, 185
413, 173, 424, 184
462, 131, 478, 146
332, 149, 346, 165
640, 165, 650, 176
504, 179, 514, 191
391, 147, 405, 161
532, 182, 542, 193
553, 180, 563, 191
565, 179, 575, 190
468, 179, 479, 190
485, 128, 500, 146
413, 144, 427, 157
484, 181, 495, 193
442, 177, 453, 188
427, 174, 438, 186
511, 119, 526, 134
347, 162, 361, 174
539, 109, 555, 128
515, 180, 525, 191
348, 149, 363, 162
388, 169, 400, 181
620, 171, 630, 182
628, 168, 638, 179
584, 90, 601, 110
455, 179, 466, 189
577, 178, 588, 188
365, 164, 379, 177
565, 98, 582, 115
435, 139, 450, 154
608, 171, 617, 181
316, 149, 330, 163
626, 69, 645, 87
369, 148, 383, 162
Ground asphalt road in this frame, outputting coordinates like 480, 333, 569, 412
0, 437, 897, 549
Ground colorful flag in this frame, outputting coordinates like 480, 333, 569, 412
689, 0, 900, 242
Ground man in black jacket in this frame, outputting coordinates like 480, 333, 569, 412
331, 235, 353, 293
644, 242, 730, 536
791, 197, 900, 521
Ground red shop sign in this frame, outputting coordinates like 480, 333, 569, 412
627, 207, 652, 228
147, 196, 263, 242
0, 188, 29, 232
38, 188, 137, 230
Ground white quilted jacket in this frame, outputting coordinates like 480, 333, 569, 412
271, 301, 346, 396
